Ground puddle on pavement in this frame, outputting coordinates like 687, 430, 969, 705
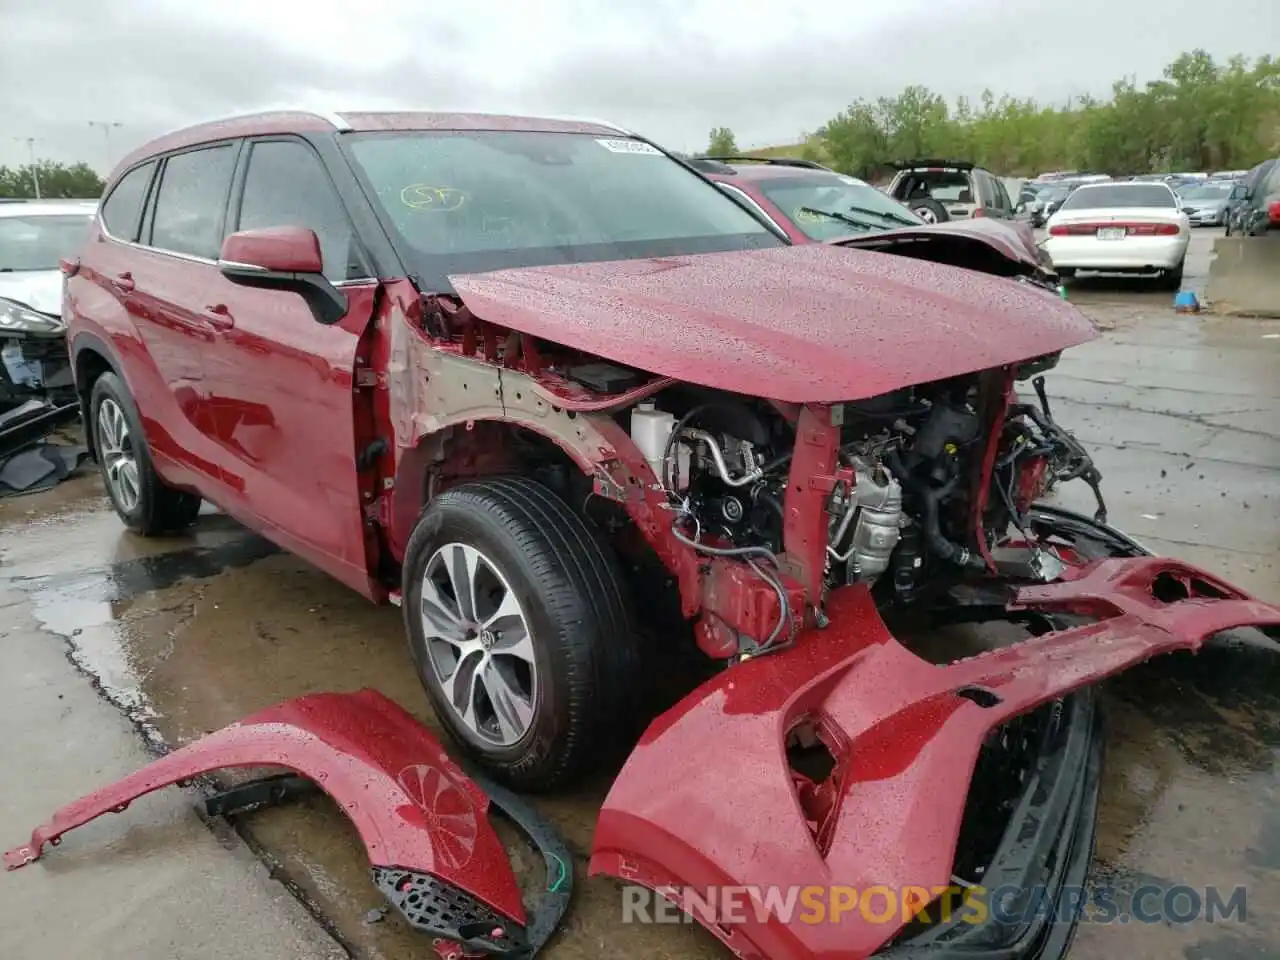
5, 478, 1280, 958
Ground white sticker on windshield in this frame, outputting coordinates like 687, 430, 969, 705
838, 175, 869, 186
596, 138, 662, 155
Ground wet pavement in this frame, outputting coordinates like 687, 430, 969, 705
2, 228, 1279, 959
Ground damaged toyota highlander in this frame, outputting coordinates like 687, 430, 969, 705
44, 112, 1280, 959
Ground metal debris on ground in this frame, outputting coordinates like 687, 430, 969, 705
0, 398, 86, 496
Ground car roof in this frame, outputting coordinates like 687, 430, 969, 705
717, 162, 839, 181
0, 199, 98, 218
114, 110, 634, 174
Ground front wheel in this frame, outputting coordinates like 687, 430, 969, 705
89, 372, 201, 536
402, 477, 641, 792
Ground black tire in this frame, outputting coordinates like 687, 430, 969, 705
1056, 267, 1077, 280
88, 372, 201, 536
402, 476, 641, 792
1158, 259, 1185, 291
909, 197, 950, 223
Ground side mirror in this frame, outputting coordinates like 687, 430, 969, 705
218, 227, 347, 326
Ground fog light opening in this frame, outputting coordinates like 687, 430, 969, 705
785, 717, 842, 856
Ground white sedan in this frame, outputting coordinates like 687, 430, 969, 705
1043, 182, 1190, 289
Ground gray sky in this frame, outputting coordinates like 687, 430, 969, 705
3, 0, 1276, 172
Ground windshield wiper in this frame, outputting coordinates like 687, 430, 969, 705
844, 204, 919, 227
798, 207, 874, 231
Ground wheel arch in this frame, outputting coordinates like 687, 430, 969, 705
69, 331, 125, 460
389, 413, 614, 563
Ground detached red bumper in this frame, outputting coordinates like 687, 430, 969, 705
589, 557, 1280, 960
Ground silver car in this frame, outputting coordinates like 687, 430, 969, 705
1176, 181, 1236, 226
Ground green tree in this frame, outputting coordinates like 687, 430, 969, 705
0, 161, 105, 199
798, 51, 1280, 178
704, 127, 739, 157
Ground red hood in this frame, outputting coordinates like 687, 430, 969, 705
449, 244, 1094, 404
832, 217, 1045, 268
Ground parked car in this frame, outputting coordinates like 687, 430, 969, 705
884, 159, 1017, 222
1044, 181, 1190, 288
695, 157, 1052, 273
0, 199, 96, 411
1025, 182, 1078, 227
1233, 157, 1280, 236
1223, 180, 1253, 235
694, 156, 924, 240
1175, 179, 1237, 226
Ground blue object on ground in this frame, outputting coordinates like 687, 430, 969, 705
1173, 290, 1200, 313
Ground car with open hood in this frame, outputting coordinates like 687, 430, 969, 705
695, 156, 1053, 278
61, 111, 1280, 960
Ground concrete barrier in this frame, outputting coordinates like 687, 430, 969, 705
1205, 234, 1280, 318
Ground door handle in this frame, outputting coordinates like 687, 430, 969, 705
202, 304, 236, 331
110, 272, 135, 293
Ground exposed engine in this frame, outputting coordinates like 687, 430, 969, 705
629, 378, 999, 597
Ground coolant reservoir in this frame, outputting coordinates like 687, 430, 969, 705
630, 402, 689, 489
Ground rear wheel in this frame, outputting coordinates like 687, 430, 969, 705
89, 372, 201, 536
909, 198, 950, 223
1158, 258, 1185, 291
402, 476, 641, 791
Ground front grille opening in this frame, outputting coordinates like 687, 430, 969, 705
1150, 570, 1230, 604
786, 717, 841, 856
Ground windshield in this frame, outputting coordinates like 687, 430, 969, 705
1059, 184, 1175, 210
1178, 183, 1231, 201
343, 131, 782, 290
752, 173, 923, 240
0, 214, 93, 272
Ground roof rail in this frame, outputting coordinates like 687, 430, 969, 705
704, 156, 830, 170
686, 157, 738, 174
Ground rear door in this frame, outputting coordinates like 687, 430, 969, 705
989, 177, 1015, 219
133, 143, 242, 484
83, 145, 240, 489
200, 135, 379, 592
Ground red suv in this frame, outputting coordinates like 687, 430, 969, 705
63, 112, 1275, 826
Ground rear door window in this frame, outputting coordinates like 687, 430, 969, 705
976, 173, 998, 209
100, 161, 157, 242
233, 139, 365, 282
994, 179, 1013, 214
149, 144, 238, 259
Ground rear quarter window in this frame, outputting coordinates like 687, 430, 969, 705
100, 161, 157, 241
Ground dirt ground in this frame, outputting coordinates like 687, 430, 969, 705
2, 229, 1278, 959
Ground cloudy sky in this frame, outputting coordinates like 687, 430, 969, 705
3, 0, 1276, 172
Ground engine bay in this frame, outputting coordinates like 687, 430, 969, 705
622, 354, 1104, 655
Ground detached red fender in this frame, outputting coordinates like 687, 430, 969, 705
4, 689, 526, 929
589, 558, 1280, 960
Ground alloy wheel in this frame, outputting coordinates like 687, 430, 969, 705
418, 542, 537, 746
97, 397, 140, 513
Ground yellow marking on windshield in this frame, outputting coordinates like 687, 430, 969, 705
400, 185, 467, 211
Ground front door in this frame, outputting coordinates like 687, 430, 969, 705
200, 136, 378, 593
